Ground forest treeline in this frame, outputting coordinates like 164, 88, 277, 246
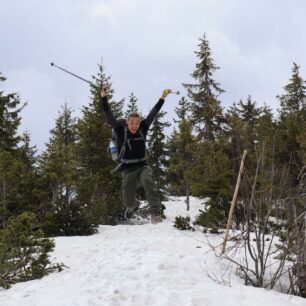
0, 35, 305, 295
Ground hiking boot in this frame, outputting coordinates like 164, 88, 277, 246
124, 202, 140, 220
151, 214, 163, 224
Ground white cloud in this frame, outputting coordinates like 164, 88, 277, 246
1, 0, 306, 151
89, 1, 113, 19
2, 67, 86, 151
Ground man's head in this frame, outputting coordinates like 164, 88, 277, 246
127, 112, 141, 134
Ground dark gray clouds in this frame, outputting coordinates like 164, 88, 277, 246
1, 0, 305, 151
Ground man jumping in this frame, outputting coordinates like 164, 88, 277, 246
100, 87, 172, 224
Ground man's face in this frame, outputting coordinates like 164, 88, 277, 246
127, 116, 141, 134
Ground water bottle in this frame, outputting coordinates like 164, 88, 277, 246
109, 140, 118, 161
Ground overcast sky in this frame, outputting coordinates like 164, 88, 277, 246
1, 0, 305, 152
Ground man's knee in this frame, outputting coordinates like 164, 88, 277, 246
141, 166, 153, 184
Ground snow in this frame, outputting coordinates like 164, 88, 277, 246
0, 197, 304, 306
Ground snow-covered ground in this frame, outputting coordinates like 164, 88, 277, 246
0, 197, 304, 306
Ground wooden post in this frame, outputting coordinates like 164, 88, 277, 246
222, 150, 247, 254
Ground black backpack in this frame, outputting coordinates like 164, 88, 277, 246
107, 119, 146, 172
107, 119, 126, 163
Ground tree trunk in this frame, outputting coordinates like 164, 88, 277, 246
185, 182, 190, 211
3, 179, 6, 201
295, 213, 306, 297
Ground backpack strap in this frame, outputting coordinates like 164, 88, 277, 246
139, 129, 145, 143
120, 126, 145, 159
111, 156, 146, 174
120, 157, 146, 164
111, 127, 146, 173
117, 126, 128, 160
111, 163, 124, 174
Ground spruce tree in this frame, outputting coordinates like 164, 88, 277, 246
277, 63, 306, 183
181, 36, 232, 229
0, 212, 61, 289
255, 104, 276, 155
0, 77, 63, 283
225, 96, 264, 170
125, 92, 140, 117
167, 97, 194, 208
279, 63, 306, 116
181, 35, 229, 197
224, 98, 276, 229
0, 73, 24, 151
40, 104, 96, 236
0, 73, 31, 227
147, 110, 170, 199
183, 34, 224, 141
12, 131, 40, 216
276, 64, 306, 285
76, 63, 124, 224
0, 150, 18, 227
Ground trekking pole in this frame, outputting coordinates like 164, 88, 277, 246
170, 91, 180, 95
221, 150, 247, 254
50, 62, 92, 84
50, 62, 101, 89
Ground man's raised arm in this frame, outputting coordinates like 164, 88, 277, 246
144, 89, 172, 128
99, 87, 119, 129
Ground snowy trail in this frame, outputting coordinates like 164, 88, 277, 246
0, 197, 305, 306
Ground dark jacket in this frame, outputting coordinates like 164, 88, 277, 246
100, 96, 164, 170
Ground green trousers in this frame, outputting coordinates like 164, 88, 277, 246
121, 165, 161, 215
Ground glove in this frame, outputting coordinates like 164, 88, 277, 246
162, 89, 172, 99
